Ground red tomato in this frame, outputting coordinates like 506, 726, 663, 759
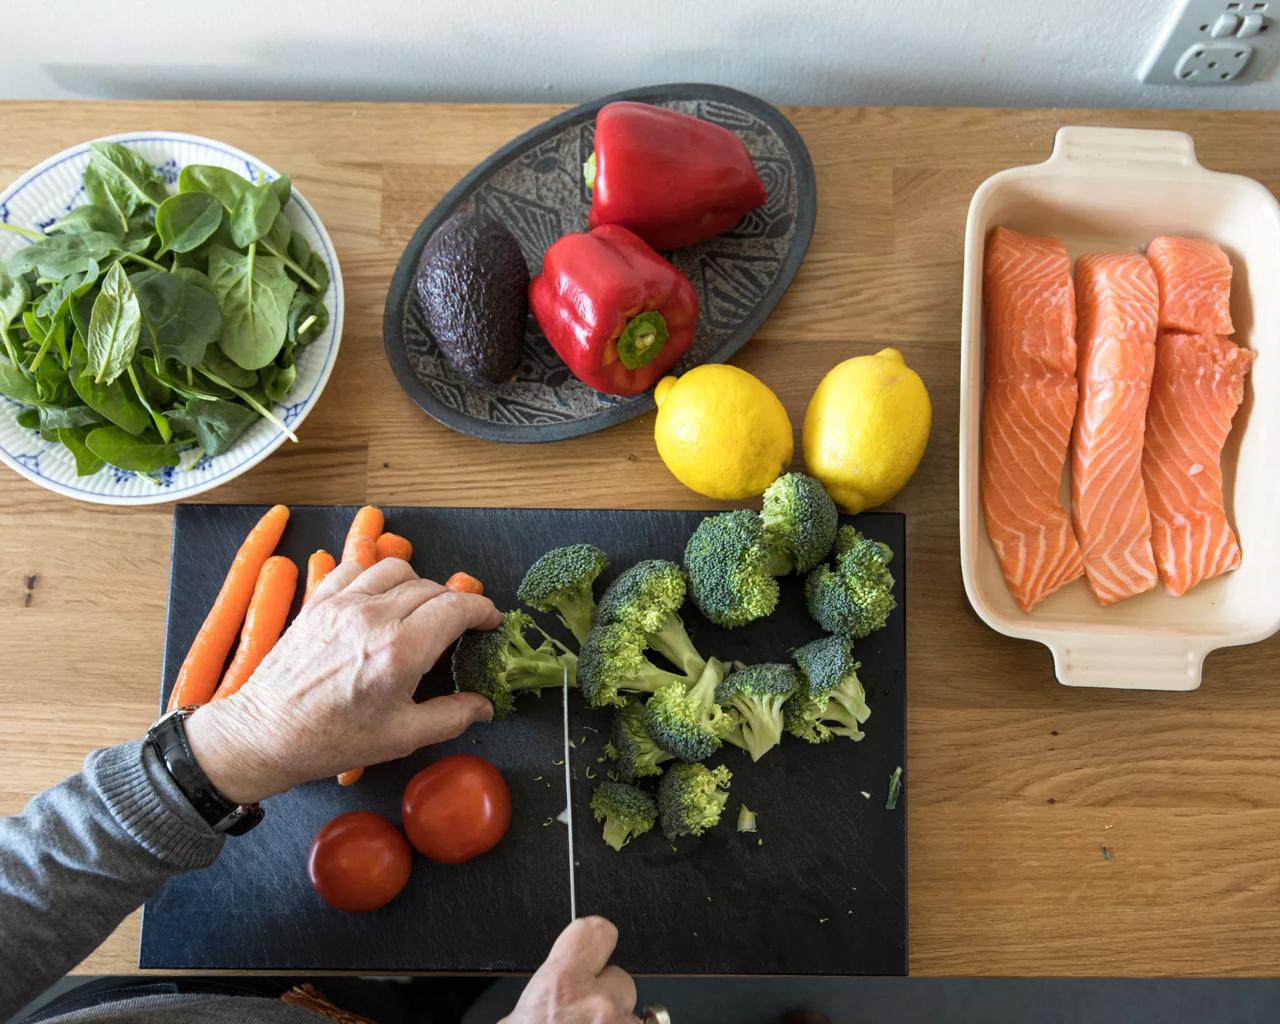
402, 754, 512, 864
307, 811, 412, 913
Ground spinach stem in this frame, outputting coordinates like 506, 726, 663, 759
0, 327, 23, 371
297, 314, 317, 337
262, 239, 321, 291
199, 368, 299, 443
127, 363, 172, 442
0, 222, 46, 241
122, 251, 166, 272
28, 320, 62, 374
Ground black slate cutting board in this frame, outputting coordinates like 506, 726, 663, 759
142, 506, 906, 975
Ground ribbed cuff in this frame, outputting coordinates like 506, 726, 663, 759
89, 739, 225, 870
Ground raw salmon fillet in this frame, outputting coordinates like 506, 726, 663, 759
1146, 236, 1234, 335
1070, 253, 1159, 604
1143, 333, 1255, 596
982, 227, 1084, 611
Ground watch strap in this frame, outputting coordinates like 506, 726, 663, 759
146, 707, 263, 836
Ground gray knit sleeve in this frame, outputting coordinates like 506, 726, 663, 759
0, 739, 224, 1017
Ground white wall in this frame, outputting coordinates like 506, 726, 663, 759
7, 0, 1280, 109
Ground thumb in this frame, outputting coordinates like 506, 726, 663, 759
391, 692, 493, 752
543, 916, 619, 977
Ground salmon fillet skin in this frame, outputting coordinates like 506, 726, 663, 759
1142, 332, 1255, 597
1146, 236, 1234, 336
982, 227, 1084, 611
1070, 253, 1160, 605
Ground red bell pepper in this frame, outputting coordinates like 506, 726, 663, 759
529, 224, 699, 396
585, 101, 768, 250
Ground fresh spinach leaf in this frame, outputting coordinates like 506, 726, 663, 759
130, 269, 221, 366
70, 291, 96, 340
286, 289, 329, 347
167, 397, 258, 456
36, 404, 103, 430
83, 161, 131, 232
178, 165, 250, 210
16, 407, 38, 429
85, 424, 179, 472
70, 363, 150, 435
197, 343, 257, 389
206, 243, 296, 370
286, 231, 312, 268
264, 209, 292, 255
8, 231, 117, 280
0, 266, 28, 365
230, 183, 281, 248
303, 252, 329, 295
89, 141, 166, 211
268, 173, 292, 208
155, 192, 222, 255
0, 360, 41, 404
35, 258, 98, 321
51, 205, 122, 236
258, 361, 297, 403
58, 425, 105, 475
85, 263, 141, 384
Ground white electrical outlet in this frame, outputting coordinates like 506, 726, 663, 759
1140, 0, 1272, 85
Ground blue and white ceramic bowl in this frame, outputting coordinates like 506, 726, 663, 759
0, 131, 343, 504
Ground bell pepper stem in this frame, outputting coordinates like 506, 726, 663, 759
583, 152, 597, 191
616, 310, 670, 371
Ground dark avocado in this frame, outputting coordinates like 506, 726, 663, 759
413, 212, 530, 387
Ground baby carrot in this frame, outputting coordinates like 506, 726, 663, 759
341, 505, 384, 564
337, 768, 365, 786
375, 532, 413, 563
168, 504, 290, 710
303, 549, 336, 604
211, 555, 300, 702
345, 535, 377, 570
445, 571, 484, 595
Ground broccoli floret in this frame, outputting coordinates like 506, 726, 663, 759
577, 622, 689, 709
785, 634, 871, 744
644, 658, 732, 762
452, 611, 576, 720
595, 559, 705, 677
590, 781, 658, 851
761, 472, 839, 575
517, 543, 609, 645
608, 698, 674, 781
716, 663, 801, 762
804, 527, 897, 638
658, 762, 733, 840
683, 509, 784, 627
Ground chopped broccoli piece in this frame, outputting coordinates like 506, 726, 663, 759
596, 560, 705, 676
804, 527, 896, 638
683, 509, 783, 627
761, 472, 838, 574
658, 762, 732, 840
716, 662, 801, 762
577, 622, 688, 709
607, 697, 674, 781
452, 611, 576, 720
785, 634, 871, 744
644, 658, 732, 762
737, 803, 758, 833
517, 543, 609, 645
590, 781, 658, 851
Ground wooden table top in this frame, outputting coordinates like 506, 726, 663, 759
2, 100, 1279, 979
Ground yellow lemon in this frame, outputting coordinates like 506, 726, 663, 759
802, 348, 931, 513
654, 364, 793, 500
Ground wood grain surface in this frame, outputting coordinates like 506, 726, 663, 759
1, 101, 1279, 979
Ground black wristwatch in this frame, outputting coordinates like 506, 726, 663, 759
145, 706, 264, 836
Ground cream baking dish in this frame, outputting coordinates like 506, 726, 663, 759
958, 126, 1280, 691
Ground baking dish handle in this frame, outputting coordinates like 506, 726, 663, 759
1047, 634, 1208, 691
1047, 126, 1199, 171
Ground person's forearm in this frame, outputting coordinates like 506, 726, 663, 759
0, 739, 223, 1017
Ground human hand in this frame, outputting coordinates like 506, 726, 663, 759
185, 557, 501, 804
502, 917, 639, 1023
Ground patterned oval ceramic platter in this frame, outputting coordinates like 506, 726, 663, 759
383, 83, 815, 443
0, 131, 344, 504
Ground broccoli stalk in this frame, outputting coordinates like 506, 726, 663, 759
644, 657, 732, 762
658, 762, 733, 840
596, 559, 705, 677
785, 634, 871, 744
590, 781, 658, 851
452, 611, 576, 720
716, 663, 801, 762
607, 698, 674, 781
804, 527, 896, 639
517, 543, 609, 645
